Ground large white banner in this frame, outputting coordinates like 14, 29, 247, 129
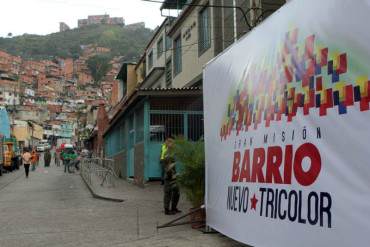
203, 0, 370, 246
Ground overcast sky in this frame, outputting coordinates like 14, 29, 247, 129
0, 0, 165, 37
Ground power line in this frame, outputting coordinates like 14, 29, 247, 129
142, 0, 252, 30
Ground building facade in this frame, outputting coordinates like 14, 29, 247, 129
102, 0, 286, 186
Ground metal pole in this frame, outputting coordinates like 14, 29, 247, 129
233, 0, 237, 42
156, 205, 205, 229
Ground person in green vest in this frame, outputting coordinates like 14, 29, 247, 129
62, 148, 77, 173
160, 136, 181, 215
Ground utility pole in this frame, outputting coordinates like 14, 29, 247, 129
233, 0, 237, 42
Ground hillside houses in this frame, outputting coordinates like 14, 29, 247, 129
0, 42, 122, 148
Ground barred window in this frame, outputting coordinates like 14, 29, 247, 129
198, 6, 211, 54
173, 35, 182, 76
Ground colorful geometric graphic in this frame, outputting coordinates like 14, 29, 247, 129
220, 28, 370, 141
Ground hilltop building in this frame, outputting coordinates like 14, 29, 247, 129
59, 22, 70, 32
78, 15, 125, 28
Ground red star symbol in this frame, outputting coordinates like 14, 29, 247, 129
250, 194, 258, 211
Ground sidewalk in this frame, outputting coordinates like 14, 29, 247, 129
81, 172, 247, 247
0, 168, 24, 191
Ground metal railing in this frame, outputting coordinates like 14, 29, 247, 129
80, 158, 118, 187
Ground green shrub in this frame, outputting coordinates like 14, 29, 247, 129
173, 138, 205, 208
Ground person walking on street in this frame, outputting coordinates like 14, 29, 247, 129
160, 136, 181, 215
61, 148, 67, 173
55, 148, 60, 167
31, 149, 38, 171
62, 147, 77, 173
22, 148, 31, 178
44, 149, 51, 167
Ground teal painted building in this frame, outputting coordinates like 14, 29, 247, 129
104, 87, 203, 185
0, 107, 10, 138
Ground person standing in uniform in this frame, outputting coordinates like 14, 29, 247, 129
160, 139, 169, 185
22, 148, 31, 178
160, 137, 181, 215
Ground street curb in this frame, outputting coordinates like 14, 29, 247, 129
80, 173, 124, 203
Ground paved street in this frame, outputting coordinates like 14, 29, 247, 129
0, 157, 245, 247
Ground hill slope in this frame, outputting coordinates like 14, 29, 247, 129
0, 24, 153, 60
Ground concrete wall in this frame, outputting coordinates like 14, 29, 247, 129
136, 61, 146, 85
134, 143, 145, 186
151, 74, 166, 88
110, 80, 119, 105
146, 23, 167, 74
126, 64, 138, 97
120, 151, 128, 179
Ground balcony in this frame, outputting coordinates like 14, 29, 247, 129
160, 0, 189, 10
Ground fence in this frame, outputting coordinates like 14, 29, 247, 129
80, 158, 119, 187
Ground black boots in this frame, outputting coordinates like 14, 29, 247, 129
172, 208, 181, 214
165, 208, 175, 215
164, 208, 181, 215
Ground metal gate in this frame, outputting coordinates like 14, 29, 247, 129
147, 111, 203, 178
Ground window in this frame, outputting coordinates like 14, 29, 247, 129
165, 35, 172, 51
148, 50, 153, 70
198, 6, 211, 54
165, 59, 172, 87
173, 35, 182, 76
157, 37, 164, 58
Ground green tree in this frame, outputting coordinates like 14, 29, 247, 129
87, 54, 112, 85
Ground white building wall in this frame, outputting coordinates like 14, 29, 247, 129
146, 28, 167, 74
171, 0, 216, 88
